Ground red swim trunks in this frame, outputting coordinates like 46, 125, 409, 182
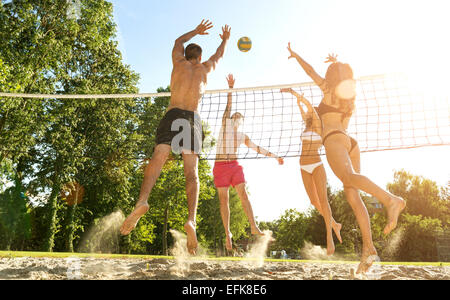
213, 161, 246, 188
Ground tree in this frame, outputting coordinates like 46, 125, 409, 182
1, 0, 141, 252
387, 169, 448, 222
384, 170, 449, 261
0, 176, 31, 250
198, 184, 249, 255
271, 209, 310, 255
326, 187, 360, 254
0, 1, 67, 164
396, 214, 443, 262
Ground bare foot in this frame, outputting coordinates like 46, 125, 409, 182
251, 226, 265, 236
333, 222, 343, 244
184, 220, 198, 255
120, 202, 149, 236
356, 247, 379, 274
226, 248, 235, 257
225, 232, 233, 251
384, 196, 406, 235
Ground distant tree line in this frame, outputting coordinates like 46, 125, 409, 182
260, 170, 449, 262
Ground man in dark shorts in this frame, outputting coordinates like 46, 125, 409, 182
155, 108, 204, 156
120, 20, 231, 255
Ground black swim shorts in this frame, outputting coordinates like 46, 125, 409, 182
155, 108, 205, 155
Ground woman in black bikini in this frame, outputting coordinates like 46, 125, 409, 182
287, 43, 406, 273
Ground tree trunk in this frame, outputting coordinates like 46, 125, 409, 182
213, 227, 217, 251
42, 180, 61, 252
5, 231, 13, 251
162, 205, 169, 256
65, 202, 77, 252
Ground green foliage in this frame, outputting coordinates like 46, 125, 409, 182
198, 185, 249, 254
0, 158, 14, 193
0, 0, 142, 252
388, 170, 449, 222
271, 209, 310, 255
325, 188, 360, 254
0, 176, 31, 250
396, 214, 443, 262
265, 171, 448, 262
226, 187, 250, 242
384, 170, 448, 261
304, 208, 326, 247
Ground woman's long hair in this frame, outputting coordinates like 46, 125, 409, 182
325, 62, 353, 89
325, 62, 355, 113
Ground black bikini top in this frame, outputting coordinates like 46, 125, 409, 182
316, 102, 341, 115
316, 80, 355, 121
316, 96, 354, 121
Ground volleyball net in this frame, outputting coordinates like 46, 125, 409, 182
1, 73, 449, 161
201, 73, 450, 159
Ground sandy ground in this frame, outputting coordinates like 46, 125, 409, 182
1, 255, 449, 280
1, 221, 448, 280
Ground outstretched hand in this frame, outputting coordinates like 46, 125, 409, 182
195, 19, 213, 35
280, 88, 294, 94
325, 53, 338, 64
276, 157, 284, 165
220, 25, 231, 41
297, 92, 306, 100
280, 88, 305, 100
226, 74, 235, 88
287, 42, 298, 59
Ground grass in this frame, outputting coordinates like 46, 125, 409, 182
0, 251, 171, 260
0, 251, 449, 267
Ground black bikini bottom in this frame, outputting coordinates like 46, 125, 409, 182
322, 130, 358, 153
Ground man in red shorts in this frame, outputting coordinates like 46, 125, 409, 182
214, 74, 284, 252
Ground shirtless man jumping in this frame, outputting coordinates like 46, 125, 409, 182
120, 20, 231, 255
214, 74, 284, 252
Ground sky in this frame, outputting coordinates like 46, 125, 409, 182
109, 0, 450, 221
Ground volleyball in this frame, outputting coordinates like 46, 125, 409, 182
237, 37, 252, 52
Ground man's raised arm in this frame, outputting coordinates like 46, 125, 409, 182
203, 25, 231, 73
172, 19, 213, 64
222, 74, 235, 124
244, 135, 284, 165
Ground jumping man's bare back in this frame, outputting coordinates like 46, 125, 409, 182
169, 20, 230, 112
169, 58, 207, 112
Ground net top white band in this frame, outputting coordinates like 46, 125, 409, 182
0, 74, 387, 99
